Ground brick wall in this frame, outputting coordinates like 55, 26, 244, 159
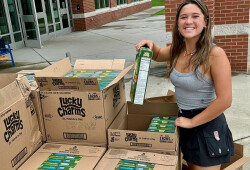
165, 0, 182, 32
165, 0, 214, 31
73, 1, 151, 31
215, 35, 248, 72
214, 0, 249, 25
165, 0, 249, 73
214, 0, 249, 72
71, 0, 95, 13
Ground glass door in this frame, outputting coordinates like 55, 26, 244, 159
52, 0, 61, 33
18, 0, 42, 48
42, 0, 72, 40
35, 0, 48, 42
59, 0, 71, 34
7, 0, 24, 49
47, 0, 71, 37
0, 0, 12, 45
44, 0, 55, 38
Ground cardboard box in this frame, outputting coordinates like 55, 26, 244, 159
17, 70, 47, 142
94, 148, 178, 170
130, 47, 153, 105
182, 143, 250, 170
222, 143, 250, 170
35, 58, 133, 146
0, 74, 42, 170
108, 92, 179, 154
18, 143, 106, 170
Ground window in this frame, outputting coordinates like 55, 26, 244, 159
20, 0, 33, 15
35, 0, 43, 12
52, 0, 60, 23
131, 0, 138, 2
62, 14, 69, 28
117, 0, 127, 5
0, 1, 10, 34
8, 0, 20, 32
59, 0, 66, 8
38, 18, 46, 34
95, 0, 109, 9
45, 0, 53, 24
8, 0, 22, 42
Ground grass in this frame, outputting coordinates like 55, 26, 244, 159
152, 9, 165, 15
151, 0, 165, 15
151, 0, 165, 6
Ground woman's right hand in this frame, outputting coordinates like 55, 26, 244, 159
135, 40, 154, 52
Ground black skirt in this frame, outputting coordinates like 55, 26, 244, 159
178, 108, 234, 167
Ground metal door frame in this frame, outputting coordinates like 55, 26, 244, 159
17, 0, 42, 48
59, 0, 71, 34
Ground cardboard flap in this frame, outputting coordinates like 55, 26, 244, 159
39, 143, 106, 157
145, 90, 176, 103
0, 73, 17, 88
0, 80, 23, 112
35, 58, 72, 77
104, 149, 178, 166
35, 77, 100, 91
234, 143, 244, 156
74, 59, 125, 70
109, 104, 128, 130
127, 100, 178, 116
17, 70, 40, 90
16, 76, 31, 97
223, 157, 250, 170
105, 64, 133, 89
127, 114, 152, 131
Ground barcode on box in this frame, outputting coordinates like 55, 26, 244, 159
11, 147, 27, 167
109, 149, 128, 156
63, 132, 87, 140
130, 142, 152, 147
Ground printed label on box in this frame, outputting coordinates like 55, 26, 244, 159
37, 153, 82, 170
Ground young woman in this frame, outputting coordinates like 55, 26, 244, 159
136, 0, 234, 169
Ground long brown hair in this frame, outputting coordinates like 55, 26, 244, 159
167, 0, 213, 77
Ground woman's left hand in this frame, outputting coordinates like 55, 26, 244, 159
175, 117, 194, 129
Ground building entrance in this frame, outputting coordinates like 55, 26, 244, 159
0, 0, 72, 49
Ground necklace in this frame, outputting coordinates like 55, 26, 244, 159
184, 49, 196, 57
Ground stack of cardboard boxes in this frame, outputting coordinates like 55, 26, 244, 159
12, 58, 180, 170
1, 57, 249, 170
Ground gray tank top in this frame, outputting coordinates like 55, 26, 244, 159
170, 68, 216, 110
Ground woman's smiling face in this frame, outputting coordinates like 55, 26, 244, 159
177, 3, 207, 41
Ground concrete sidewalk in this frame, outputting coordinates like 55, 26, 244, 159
1, 6, 249, 168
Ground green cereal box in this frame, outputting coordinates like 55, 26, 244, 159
151, 120, 175, 124
63, 70, 119, 91
149, 124, 176, 129
115, 159, 155, 170
147, 129, 175, 133
130, 47, 153, 105
152, 116, 177, 121
148, 126, 175, 131
37, 153, 82, 170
